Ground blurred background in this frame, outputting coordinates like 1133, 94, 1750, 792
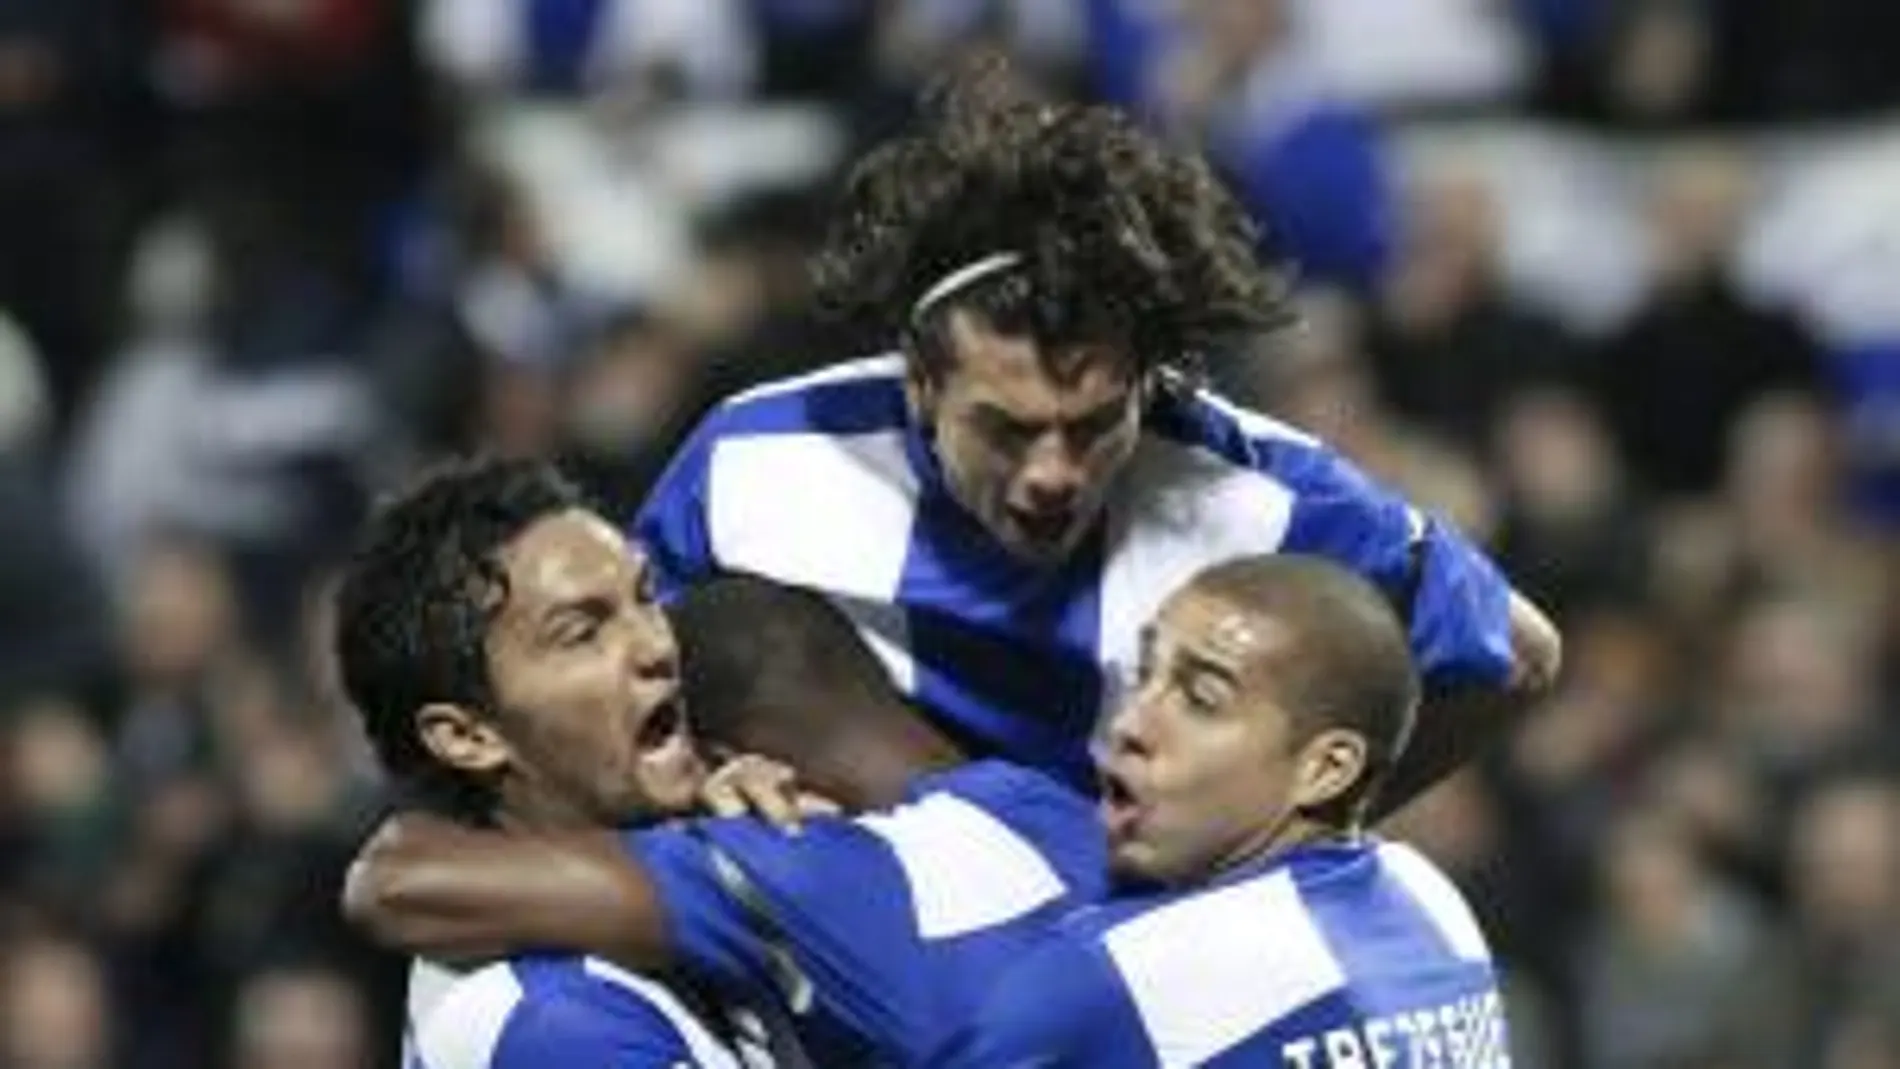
0, 1, 1896, 1067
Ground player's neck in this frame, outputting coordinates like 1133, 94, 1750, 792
1213, 814, 1360, 879
491, 782, 601, 835
811, 713, 966, 810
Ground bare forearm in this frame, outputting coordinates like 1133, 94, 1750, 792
342, 817, 670, 969
1374, 591, 1562, 821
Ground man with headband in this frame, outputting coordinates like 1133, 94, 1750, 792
639, 61, 1559, 811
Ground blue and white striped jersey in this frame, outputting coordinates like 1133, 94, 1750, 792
624, 759, 1108, 1067
404, 955, 773, 1069
636, 355, 1514, 785
936, 839, 1511, 1068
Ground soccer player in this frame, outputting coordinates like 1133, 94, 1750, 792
348, 572, 1108, 1067
636, 59, 1560, 801
330, 458, 773, 1067
938, 555, 1512, 1067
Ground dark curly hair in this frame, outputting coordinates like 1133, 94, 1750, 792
331, 457, 585, 820
813, 56, 1294, 382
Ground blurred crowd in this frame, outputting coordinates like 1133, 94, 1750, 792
0, 3, 1896, 1068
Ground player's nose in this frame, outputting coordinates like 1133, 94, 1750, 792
1018, 450, 1084, 512
626, 610, 681, 683
1105, 696, 1154, 755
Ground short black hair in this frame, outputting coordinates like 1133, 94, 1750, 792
331, 457, 585, 819
812, 55, 1293, 384
668, 573, 900, 749
1192, 555, 1421, 817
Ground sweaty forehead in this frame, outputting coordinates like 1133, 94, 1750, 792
496, 510, 639, 614
1155, 586, 1298, 676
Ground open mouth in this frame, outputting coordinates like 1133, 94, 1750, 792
1098, 767, 1142, 836
1009, 508, 1074, 547
635, 695, 687, 753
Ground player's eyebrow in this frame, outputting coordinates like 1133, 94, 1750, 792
1173, 647, 1240, 689
1068, 394, 1131, 431
972, 394, 1129, 436
971, 402, 1038, 434
539, 592, 612, 629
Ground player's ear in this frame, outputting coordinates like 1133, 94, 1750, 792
415, 703, 511, 776
1291, 728, 1368, 813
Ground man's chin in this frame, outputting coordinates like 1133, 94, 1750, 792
1108, 841, 1166, 890
996, 526, 1084, 566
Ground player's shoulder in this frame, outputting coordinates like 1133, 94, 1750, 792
1368, 840, 1495, 962
1129, 386, 1380, 505
886, 760, 1110, 897
698, 353, 910, 441
1086, 860, 1344, 991
1145, 386, 1322, 459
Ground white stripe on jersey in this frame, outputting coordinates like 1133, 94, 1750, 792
407, 958, 464, 1034
707, 430, 919, 603
403, 959, 464, 1068
705, 426, 921, 693
1377, 843, 1492, 963
412, 962, 523, 1069
857, 792, 1068, 939
1095, 435, 1299, 730
1103, 869, 1347, 1067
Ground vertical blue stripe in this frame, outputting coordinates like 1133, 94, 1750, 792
900, 490, 1106, 787
633, 425, 716, 604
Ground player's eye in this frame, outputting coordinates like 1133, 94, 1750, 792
990, 424, 1037, 453
1068, 404, 1129, 450
553, 613, 603, 647
975, 410, 1039, 452
1182, 673, 1225, 714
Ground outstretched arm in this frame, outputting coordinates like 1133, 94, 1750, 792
342, 814, 670, 969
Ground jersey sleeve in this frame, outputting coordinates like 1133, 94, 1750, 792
631, 414, 721, 602
625, 817, 930, 1053
1269, 436, 1514, 689
933, 936, 1145, 1068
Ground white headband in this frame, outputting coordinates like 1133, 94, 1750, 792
910, 251, 1025, 323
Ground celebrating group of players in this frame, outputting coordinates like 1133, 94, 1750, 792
330, 62, 1562, 1068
